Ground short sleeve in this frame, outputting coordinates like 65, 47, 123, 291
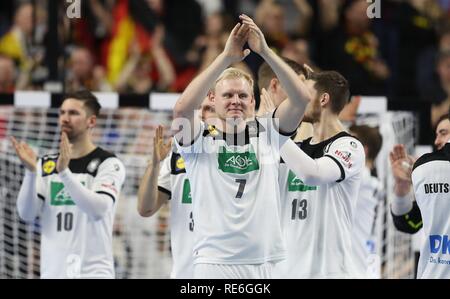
158, 153, 172, 196
258, 110, 296, 151
323, 137, 365, 183
92, 157, 126, 202
174, 122, 206, 157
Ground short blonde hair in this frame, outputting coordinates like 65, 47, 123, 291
213, 67, 254, 93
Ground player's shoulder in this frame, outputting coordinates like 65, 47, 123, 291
325, 133, 363, 153
71, 147, 121, 176
413, 144, 450, 172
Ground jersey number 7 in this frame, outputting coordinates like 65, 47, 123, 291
235, 179, 247, 199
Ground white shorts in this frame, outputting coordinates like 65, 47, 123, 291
194, 263, 275, 279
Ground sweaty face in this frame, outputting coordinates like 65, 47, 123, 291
434, 118, 450, 150
212, 78, 255, 123
302, 79, 320, 123
59, 99, 93, 141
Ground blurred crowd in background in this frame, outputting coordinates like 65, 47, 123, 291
1, 0, 450, 129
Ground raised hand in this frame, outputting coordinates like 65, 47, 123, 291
10, 137, 37, 172
56, 132, 73, 173
239, 14, 270, 56
223, 22, 251, 64
152, 125, 172, 164
257, 88, 276, 117
389, 144, 416, 196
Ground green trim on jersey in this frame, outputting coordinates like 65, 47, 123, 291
182, 179, 192, 204
218, 146, 260, 174
288, 170, 317, 192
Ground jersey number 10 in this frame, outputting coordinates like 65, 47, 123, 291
56, 212, 74, 232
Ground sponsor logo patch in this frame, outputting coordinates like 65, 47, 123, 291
218, 146, 259, 174
176, 156, 185, 171
50, 182, 76, 206
288, 170, 317, 192
43, 160, 56, 174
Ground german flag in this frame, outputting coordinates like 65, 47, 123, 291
105, 0, 153, 85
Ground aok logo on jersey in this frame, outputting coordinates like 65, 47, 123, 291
218, 147, 260, 174
288, 170, 317, 192
50, 182, 78, 206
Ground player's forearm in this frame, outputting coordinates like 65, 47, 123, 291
137, 162, 164, 217
391, 201, 422, 234
16, 170, 43, 222
391, 190, 414, 216
59, 169, 113, 220
173, 53, 231, 118
261, 49, 311, 131
281, 140, 341, 185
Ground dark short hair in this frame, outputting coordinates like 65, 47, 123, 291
349, 124, 382, 161
62, 90, 101, 116
437, 113, 450, 130
257, 57, 307, 91
309, 71, 350, 114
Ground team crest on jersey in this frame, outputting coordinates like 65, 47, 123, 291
218, 146, 259, 174
43, 160, 56, 174
176, 156, 185, 171
50, 182, 76, 206
288, 170, 317, 192
87, 158, 100, 173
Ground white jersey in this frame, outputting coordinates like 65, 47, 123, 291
411, 142, 450, 279
275, 133, 365, 278
352, 166, 382, 278
158, 151, 194, 278
36, 147, 125, 278
174, 117, 290, 266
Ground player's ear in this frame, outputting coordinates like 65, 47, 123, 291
320, 93, 330, 107
269, 78, 279, 93
88, 115, 97, 129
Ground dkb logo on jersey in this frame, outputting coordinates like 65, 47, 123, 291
218, 146, 259, 174
182, 179, 192, 204
429, 235, 450, 254
50, 182, 76, 206
288, 170, 317, 192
